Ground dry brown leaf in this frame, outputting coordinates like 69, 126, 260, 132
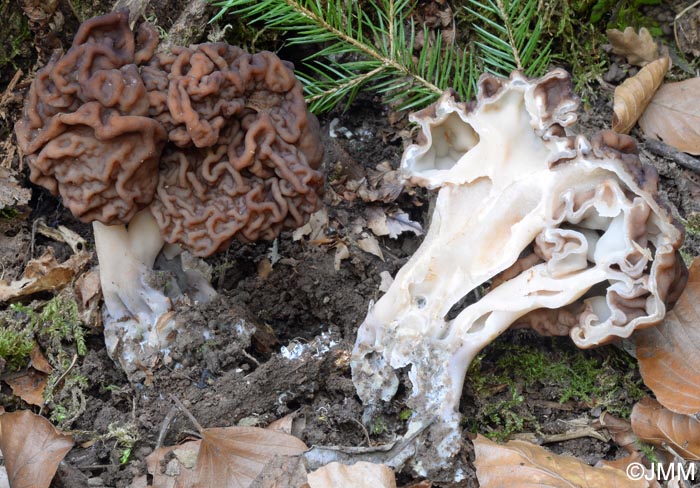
293, 208, 328, 242
634, 258, 700, 415
631, 396, 700, 460
74, 267, 102, 327
613, 56, 669, 134
334, 242, 350, 271
473, 434, 651, 487
146, 440, 200, 488
195, 426, 308, 488
366, 208, 423, 239
307, 461, 396, 488
0, 410, 74, 488
596, 412, 638, 454
29, 345, 52, 374
638, 77, 700, 155
595, 452, 661, 488
607, 27, 659, 66
0, 248, 91, 303
356, 234, 384, 261
249, 455, 308, 488
5, 369, 48, 406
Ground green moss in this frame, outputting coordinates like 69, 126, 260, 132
466, 338, 645, 439
0, 309, 35, 371
5, 295, 89, 428
0, 0, 31, 74
683, 213, 700, 237
370, 416, 388, 435
481, 386, 530, 442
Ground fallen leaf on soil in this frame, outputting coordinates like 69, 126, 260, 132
74, 268, 102, 327
632, 258, 700, 415
306, 461, 396, 488
249, 455, 308, 488
356, 234, 384, 261
473, 434, 651, 487
0, 167, 31, 210
5, 369, 48, 406
29, 344, 52, 374
334, 242, 350, 271
0, 248, 91, 303
595, 412, 638, 454
613, 56, 669, 134
145, 440, 200, 488
366, 208, 423, 239
195, 426, 307, 488
293, 208, 329, 242
0, 410, 74, 488
257, 258, 273, 279
607, 27, 659, 66
633, 257, 700, 415
631, 396, 700, 460
595, 452, 660, 488
638, 77, 700, 155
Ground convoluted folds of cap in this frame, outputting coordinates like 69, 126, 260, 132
145, 44, 324, 257
14, 11, 166, 225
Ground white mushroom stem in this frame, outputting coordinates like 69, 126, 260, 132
93, 209, 173, 363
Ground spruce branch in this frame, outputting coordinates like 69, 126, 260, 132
465, 0, 552, 77
210, 0, 474, 112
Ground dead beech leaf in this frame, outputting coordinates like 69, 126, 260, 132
195, 426, 308, 488
638, 77, 700, 155
307, 461, 396, 488
249, 455, 308, 488
631, 396, 700, 460
607, 27, 659, 66
146, 440, 200, 488
473, 434, 651, 487
0, 410, 74, 488
29, 345, 52, 374
613, 56, 669, 134
595, 452, 661, 488
356, 234, 385, 261
634, 258, 700, 415
5, 369, 48, 406
0, 248, 91, 303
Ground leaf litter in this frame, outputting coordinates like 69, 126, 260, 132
0, 410, 74, 488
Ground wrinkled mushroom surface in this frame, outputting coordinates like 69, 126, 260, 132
14, 11, 165, 225
146, 44, 324, 256
14, 11, 324, 379
350, 69, 686, 475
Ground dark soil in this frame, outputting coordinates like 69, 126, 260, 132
1, 1, 700, 487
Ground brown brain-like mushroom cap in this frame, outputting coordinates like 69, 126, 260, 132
148, 44, 324, 257
14, 11, 166, 225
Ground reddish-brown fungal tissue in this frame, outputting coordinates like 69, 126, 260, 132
145, 43, 324, 256
14, 12, 165, 225
14, 11, 324, 376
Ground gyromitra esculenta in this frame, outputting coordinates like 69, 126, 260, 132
350, 70, 686, 474
14, 11, 323, 377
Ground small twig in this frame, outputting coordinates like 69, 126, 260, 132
350, 417, 372, 447
643, 138, 700, 173
156, 405, 179, 449
54, 353, 79, 389
170, 394, 205, 434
